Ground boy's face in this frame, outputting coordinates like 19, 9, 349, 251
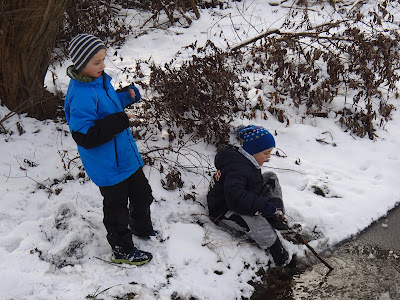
253, 147, 273, 166
80, 49, 106, 78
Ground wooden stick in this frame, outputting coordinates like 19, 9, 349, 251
294, 232, 334, 271
279, 213, 334, 271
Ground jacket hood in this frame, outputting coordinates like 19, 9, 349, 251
215, 144, 253, 170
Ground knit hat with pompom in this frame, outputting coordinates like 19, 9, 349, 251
237, 125, 275, 155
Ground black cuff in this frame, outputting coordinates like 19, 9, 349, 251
72, 112, 129, 149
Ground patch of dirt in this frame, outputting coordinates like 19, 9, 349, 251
251, 242, 400, 300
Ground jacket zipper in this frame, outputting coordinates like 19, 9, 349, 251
103, 73, 136, 168
113, 135, 119, 167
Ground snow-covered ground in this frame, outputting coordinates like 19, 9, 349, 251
1, 1, 400, 299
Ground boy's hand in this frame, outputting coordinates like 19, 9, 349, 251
126, 112, 135, 119
128, 89, 136, 99
129, 86, 141, 102
274, 208, 284, 217
274, 208, 287, 223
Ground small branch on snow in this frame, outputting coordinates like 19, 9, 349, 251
12, 156, 53, 193
230, 28, 280, 52
229, 19, 358, 53
262, 165, 306, 175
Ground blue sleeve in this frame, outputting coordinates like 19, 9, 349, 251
67, 90, 98, 134
117, 85, 141, 108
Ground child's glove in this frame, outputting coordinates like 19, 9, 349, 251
264, 202, 277, 216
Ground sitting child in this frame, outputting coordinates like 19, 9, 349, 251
207, 125, 292, 266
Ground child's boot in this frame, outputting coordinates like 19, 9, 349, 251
111, 247, 153, 265
269, 238, 289, 267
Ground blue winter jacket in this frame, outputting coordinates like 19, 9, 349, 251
65, 70, 144, 187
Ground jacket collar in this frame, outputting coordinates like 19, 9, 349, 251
66, 65, 96, 83
238, 147, 261, 169
66, 65, 111, 85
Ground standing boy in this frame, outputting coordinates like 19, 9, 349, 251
64, 34, 154, 265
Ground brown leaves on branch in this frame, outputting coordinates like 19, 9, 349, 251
52, 0, 400, 145
236, 0, 400, 139
132, 40, 249, 145
54, 0, 216, 62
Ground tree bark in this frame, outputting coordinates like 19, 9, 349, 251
0, 0, 69, 119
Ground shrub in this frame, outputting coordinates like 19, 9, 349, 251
132, 41, 248, 145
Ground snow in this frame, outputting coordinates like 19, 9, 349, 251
1, 1, 400, 299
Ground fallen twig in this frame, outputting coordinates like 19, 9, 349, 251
262, 165, 306, 175
280, 214, 334, 271
294, 232, 334, 271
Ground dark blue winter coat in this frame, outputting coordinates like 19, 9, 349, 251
207, 144, 269, 221
65, 70, 144, 187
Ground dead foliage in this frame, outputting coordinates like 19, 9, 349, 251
130, 40, 249, 145
122, 1, 400, 145
53, 0, 225, 63
238, 0, 400, 139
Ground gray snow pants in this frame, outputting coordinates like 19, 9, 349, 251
218, 171, 284, 249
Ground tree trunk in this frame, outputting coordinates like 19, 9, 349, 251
0, 0, 69, 119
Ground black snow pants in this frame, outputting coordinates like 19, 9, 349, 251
99, 167, 154, 254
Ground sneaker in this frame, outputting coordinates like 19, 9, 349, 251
269, 238, 289, 267
135, 230, 158, 240
111, 248, 153, 266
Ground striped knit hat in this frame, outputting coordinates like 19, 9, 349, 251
68, 34, 106, 72
237, 125, 275, 155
